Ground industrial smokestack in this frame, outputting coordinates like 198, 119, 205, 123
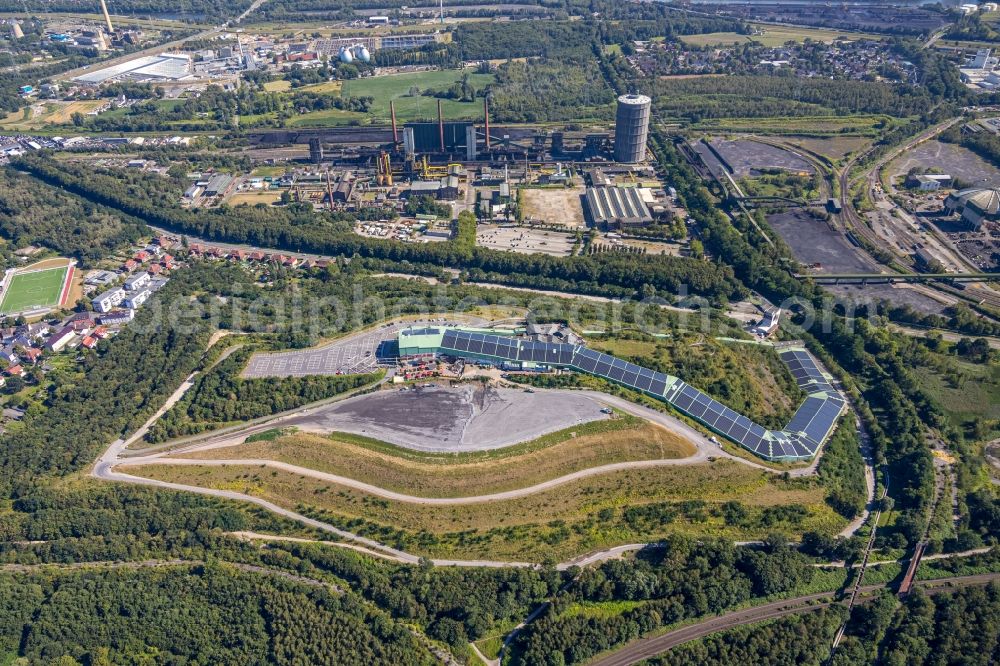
484, 96, 491, 150
99, 0, 114, 34
390, 100, 398, 144
437, 99, 445, 153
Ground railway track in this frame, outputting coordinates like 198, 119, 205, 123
836, 121, 1000, 314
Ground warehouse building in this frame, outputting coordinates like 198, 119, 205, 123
74, 53, 193, 85
203, 174, 235, 198
583, 186, 653, 228
944, 186, 1000, 230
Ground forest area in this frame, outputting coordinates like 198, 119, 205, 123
0, 169, 147, 268
0, 563, 436, 665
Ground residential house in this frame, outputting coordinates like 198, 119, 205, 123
6, 364, 24, 377
0, 346, 18, 364
93, 287, 126, 313
19, 322, 50, 340
19, 347, 42, 364
122, 259, 139, 272
124, 288, 151, 310
123, 272, 151, 291
100, 310, 134, 327
81, 336, 98, 349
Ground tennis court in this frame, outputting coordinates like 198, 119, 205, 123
0, 265, 73, 314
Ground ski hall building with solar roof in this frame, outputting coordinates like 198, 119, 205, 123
396, 326, 846, 462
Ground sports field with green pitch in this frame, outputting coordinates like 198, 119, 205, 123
0, 265, 72, 314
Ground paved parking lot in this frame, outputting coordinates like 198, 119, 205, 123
241, 318, 479, 378
476, 225, 575, 256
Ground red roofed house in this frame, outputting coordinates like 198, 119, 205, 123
134, 250, 151, 262
19, 348, 42, 364
81, 336, 98, 349
6, 364, 24, 377
249, 251, 266, 261
188, 243, 204, 255
123, 259, 139, 272
148, 264, 163, 275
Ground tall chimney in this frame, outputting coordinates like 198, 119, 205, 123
437, 99, 445, 153
99, 0, 114, 33
484, 96, 491, 150
390, 99, 398, 144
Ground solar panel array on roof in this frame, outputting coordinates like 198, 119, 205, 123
403, 327, 440, 337
421, 329, 846, 461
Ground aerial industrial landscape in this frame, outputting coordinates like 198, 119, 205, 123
0, 0, 999, 664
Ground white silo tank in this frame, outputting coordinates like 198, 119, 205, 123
357, 45, 371, 63
339, 46, 354, 64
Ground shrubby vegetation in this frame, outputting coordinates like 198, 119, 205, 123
644, 125, 937, 548
489, 59, 615, 123
643, 75, 936, 121
145, 346, 380, 442
818, 417, 868, 520
591, 333, 803, 429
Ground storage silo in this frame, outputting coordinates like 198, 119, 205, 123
613, 94, 651, 163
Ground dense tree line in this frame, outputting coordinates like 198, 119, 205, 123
0, 563, 434, 665
16, 156, 744, 303
817, 417, 868, 520
146, 346, 379, 442
941, 123, 1000, 172
648, 605, 847, 666
0, 0, 251, 21
510, 536, 820, 665
869, 584, 1000, 665
0, 168, 146, 266
643, 75, 936, 121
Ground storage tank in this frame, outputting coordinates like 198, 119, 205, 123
339, 46, 354, 63
613, 94, 651, 164
357, 45, 371, 63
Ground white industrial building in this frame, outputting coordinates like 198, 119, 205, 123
74, 53, 193, 85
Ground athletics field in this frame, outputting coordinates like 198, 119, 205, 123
0, 261, 75, 315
